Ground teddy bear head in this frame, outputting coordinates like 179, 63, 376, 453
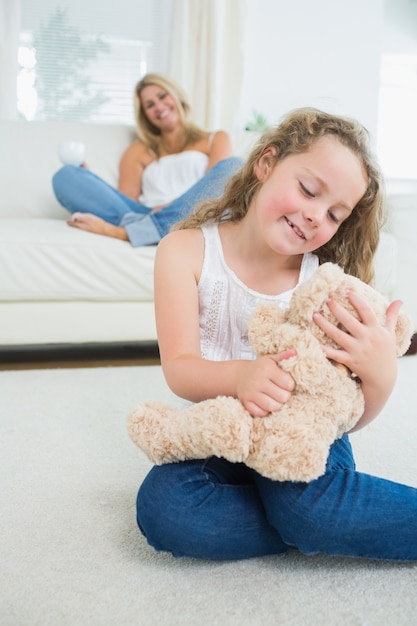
287, 263, 413, 356
249, 262, 413, 357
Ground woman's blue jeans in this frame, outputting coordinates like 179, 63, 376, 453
52, 156, 243, 246
136, 435, 417, 561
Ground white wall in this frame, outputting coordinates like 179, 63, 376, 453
238, 0, 384, 140
383, 0, 417, 53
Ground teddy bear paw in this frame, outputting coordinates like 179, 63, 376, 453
127, 401, 180, 464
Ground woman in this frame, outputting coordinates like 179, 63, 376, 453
52, 73, 243, 246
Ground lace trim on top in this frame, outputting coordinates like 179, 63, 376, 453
198, 223, 319, 362
200, 280, 224, 360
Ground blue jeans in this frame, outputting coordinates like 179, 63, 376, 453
52, 157, 243, 246
136, 436, 417, 561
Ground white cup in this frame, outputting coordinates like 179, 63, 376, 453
58, 141, 86, 166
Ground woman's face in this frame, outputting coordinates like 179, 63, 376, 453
140, 84, 180, 131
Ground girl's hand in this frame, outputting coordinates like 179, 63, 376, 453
313, 291, 402, 428
237, 350, 296, 417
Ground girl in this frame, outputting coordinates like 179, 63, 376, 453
52, 73, 243, 246
136, 107, 417, 561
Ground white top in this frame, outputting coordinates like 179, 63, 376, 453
198, 223, 319, 361
139, 150, 209, 207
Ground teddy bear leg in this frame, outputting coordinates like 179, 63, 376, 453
127, 397, 253, 466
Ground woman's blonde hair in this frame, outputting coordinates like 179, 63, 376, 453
134, 73, 206, 157
175, 107, 385, 284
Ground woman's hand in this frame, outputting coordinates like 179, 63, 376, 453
67, 213, 129, 241
313, 291, 402, 429
236, 351, 296, 417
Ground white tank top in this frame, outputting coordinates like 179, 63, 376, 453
198, 223, 319, 361
139, 150, 209, 207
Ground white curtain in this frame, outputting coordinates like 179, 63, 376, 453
168, 0, 247, 132
0, 0, 20, 119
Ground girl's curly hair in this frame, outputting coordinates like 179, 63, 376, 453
174, 107, 385, 285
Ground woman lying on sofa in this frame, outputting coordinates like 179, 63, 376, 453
52, 73, 243, 247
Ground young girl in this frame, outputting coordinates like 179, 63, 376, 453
136, 108, 417, 562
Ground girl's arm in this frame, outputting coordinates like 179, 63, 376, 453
118, 141, 147, 199
154, 229, 295, 417
206, 131, 233, 171
313, 292, 403, 432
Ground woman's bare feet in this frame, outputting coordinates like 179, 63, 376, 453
151, 204, 167, 213
67, 212, 129, 241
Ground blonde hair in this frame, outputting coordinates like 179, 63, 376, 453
175, 107, 385, 284
134, 73, 206, 157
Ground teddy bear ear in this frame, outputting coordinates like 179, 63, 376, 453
250, 302, 285, 327
248, 302, 286, 354
288, 262, 343, 324
395, 309, 415, 356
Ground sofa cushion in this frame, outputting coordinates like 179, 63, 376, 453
1, 218, 396, 301
0, 219, 156, 302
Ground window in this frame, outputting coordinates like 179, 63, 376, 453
17, 0, 168, 125
377, 0, 417, 181
377, 53, 417, 180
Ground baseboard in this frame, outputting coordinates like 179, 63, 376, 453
406, 333, 417, 356
2, 333, 414, 365
0, 340, 160, 364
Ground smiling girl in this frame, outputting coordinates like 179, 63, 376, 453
135, 107, 417, 562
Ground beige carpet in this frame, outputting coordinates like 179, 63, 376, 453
1, 357, 417, 626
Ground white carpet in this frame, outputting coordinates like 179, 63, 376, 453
1, 357, 417, 626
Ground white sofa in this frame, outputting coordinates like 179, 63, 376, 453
0, 121, 157, 348
0, 120, 415, 349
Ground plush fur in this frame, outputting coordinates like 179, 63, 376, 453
128, 263, 413, 482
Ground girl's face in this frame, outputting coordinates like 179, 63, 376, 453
140, 84, 180, 130
253, 136, 368, 256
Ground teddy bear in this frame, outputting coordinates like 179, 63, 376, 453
127, 262, 413, 483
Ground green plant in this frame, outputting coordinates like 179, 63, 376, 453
244, 109, 271, 132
